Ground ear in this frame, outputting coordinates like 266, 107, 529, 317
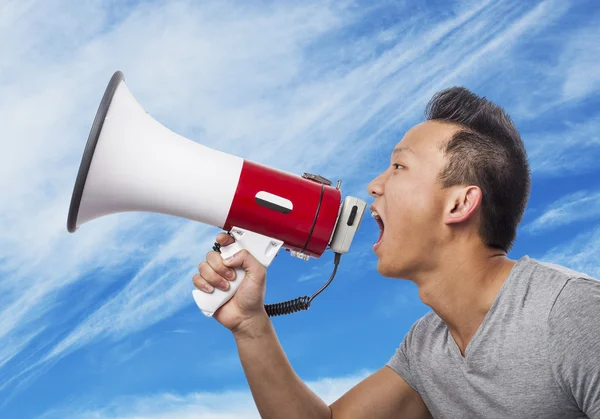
444, 186, 482, 225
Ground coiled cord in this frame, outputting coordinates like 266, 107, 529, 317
213, 240, 342, 317
265, 296, 311, 317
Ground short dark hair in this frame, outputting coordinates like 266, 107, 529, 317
425, 87, 530, 252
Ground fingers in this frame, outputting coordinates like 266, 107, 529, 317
192, 269, 215, 293
207, 250, 237, 282
193, 248, 237, 293
192, 232, 237, 293
193, 260, 232, 293
223, 249, 266, 284
216, 232, 235, 247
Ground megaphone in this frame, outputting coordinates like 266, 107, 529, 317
67, 71, 367, 317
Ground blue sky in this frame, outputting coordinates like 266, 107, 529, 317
1, 0, 600, 417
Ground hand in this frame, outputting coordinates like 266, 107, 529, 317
193, 232, 269, 333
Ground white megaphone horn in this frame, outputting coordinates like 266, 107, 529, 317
67, 71, 367, 318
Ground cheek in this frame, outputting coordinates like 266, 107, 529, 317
390, 190, 442, 231
411, 177, 444, 213
385, 176, 441, 224
391, 184, 430, 215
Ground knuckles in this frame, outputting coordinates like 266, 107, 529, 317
239, 249, 250, 258
197, 246, 261, 280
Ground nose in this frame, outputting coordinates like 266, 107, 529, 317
367, 174, 384, 198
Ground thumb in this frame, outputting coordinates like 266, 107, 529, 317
222, 249, 264, 278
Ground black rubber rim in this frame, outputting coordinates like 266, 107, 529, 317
67, 71, 125, 233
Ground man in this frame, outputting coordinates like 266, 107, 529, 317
193, 87, 600, 418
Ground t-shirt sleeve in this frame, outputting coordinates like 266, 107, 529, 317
386, 317, 424, 393
548, 276, 600, 419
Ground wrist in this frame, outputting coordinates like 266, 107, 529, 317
232, 312, 271, 341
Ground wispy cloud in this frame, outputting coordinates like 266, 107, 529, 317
559, 18, 600, 103
1, 0, 597, 411
36, 370, 372, 419
526, 114, 600, 177
0, 223, 217, 401
524, 190, 600, 234
298, 265, 326, 283
501, 13, 600, 120
539, 224, 600, 279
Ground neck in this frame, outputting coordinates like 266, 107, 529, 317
411, 243, 517, 355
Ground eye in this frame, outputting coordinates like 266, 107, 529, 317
392, 163, 405, 170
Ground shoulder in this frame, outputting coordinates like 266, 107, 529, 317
391, 311, 440, 354
416, 310, 439, 329
544, 267, 600, 415
549, 273, 600, 326
539, 257, 599, 320
386, 311, 440, 390
514, 256, 596, 307
520, 255, 595, 284
402, 310, 446, 353
536, 259, 596, 281
545, 261, 600, 361
521, 257, 600, 325
410, 310, 442, 338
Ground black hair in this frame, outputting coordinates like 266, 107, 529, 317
425, 87, 530, 252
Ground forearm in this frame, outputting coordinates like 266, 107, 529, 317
233, 314, 331, 419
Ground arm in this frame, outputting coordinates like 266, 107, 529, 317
234, 313, 331, 419
330, 366, 432, 419
195, 235, 430, 418
234, 314, 432, 419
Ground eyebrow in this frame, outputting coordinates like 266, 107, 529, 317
391, 146, 416, 157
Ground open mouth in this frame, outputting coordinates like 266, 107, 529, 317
371, 210, 384, 244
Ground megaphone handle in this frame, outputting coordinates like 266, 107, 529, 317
192, 228, 283, 317
192, 241, 246, 317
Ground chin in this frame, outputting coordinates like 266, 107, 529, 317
377, 255, 412, 279
377, 259, 402, 278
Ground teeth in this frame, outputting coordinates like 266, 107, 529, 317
371, 210, 380, 219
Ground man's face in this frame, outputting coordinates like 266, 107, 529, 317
367, 120, 460, 278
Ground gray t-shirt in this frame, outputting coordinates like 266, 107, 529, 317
386, 255, 600, 419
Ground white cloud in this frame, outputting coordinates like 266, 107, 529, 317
487, 7, 600, 121
560, 19, 600, 102
526, 114, 600, 177
0, 0, 586, 404
539, 224, 600, 279
36, 370, 372, 419
0, 0, 356, 388
524, 190, 600, 234
297, 265, 327, 283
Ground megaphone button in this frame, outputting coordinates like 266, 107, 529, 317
347, 205, 359, 226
